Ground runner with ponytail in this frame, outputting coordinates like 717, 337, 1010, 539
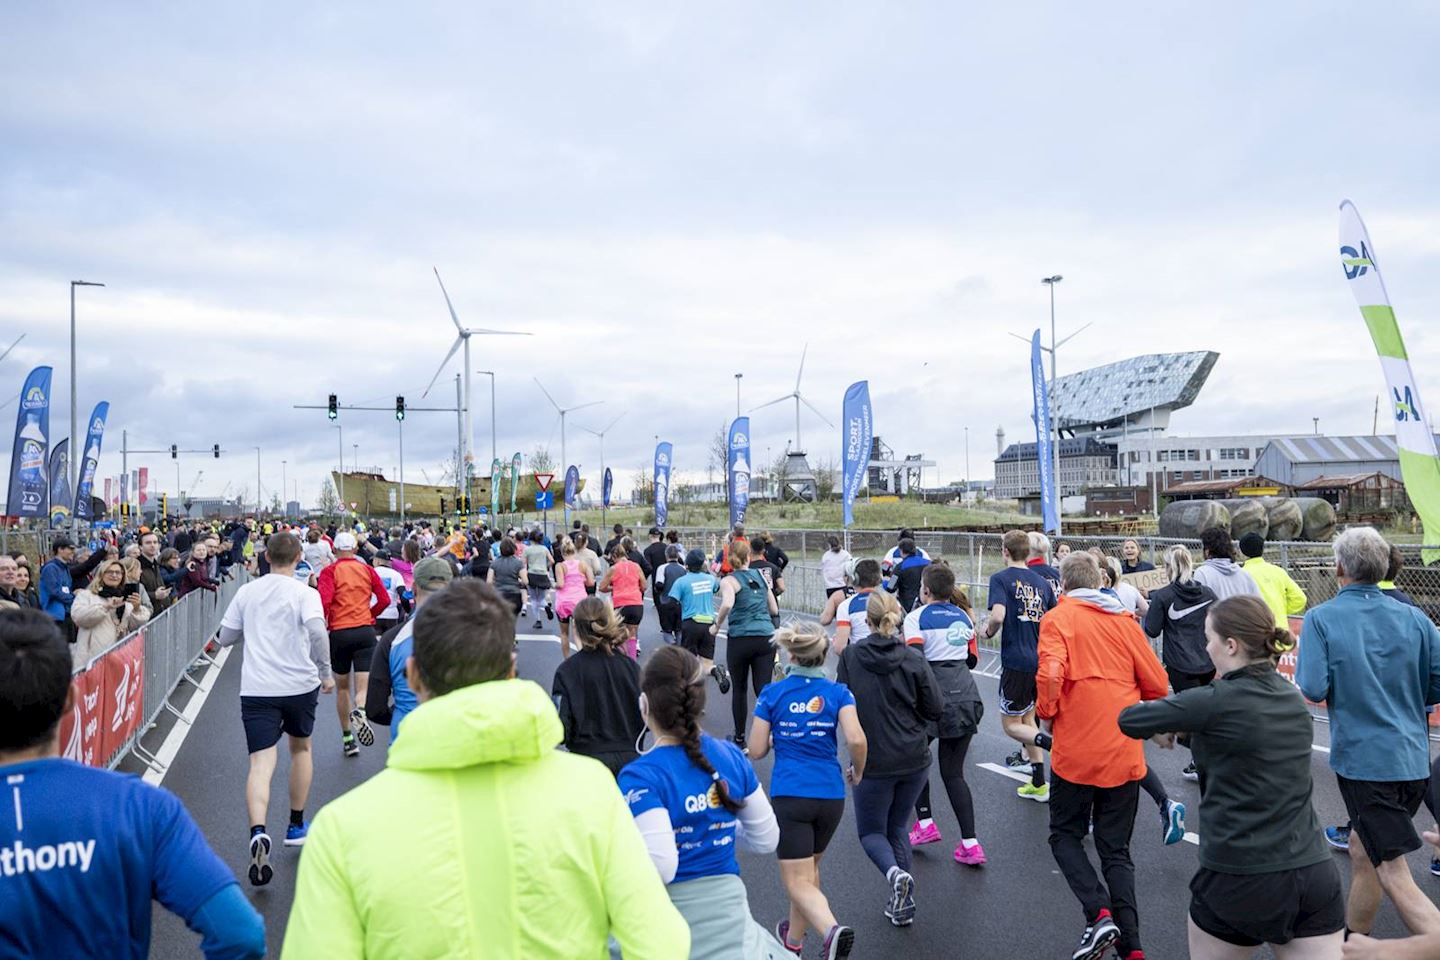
1119, 595, 1342, 958
550, 597, 643, 777
618, 645, 791, 959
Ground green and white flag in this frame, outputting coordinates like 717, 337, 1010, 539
1339, 199, 1440, 563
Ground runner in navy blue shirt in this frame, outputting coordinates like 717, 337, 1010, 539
749, 620, 865, 958
982, 530, 1056, 800
619, 645, 784, 958
0, 609, 265, 959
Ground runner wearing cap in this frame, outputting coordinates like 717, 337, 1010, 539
365, 556, 453, 740
316, 531, 390, 758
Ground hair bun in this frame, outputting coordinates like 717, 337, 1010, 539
1272, 626, 1295, 653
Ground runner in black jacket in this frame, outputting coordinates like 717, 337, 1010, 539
836, 590, 943, 927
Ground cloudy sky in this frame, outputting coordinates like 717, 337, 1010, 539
4, 2, 1439, 507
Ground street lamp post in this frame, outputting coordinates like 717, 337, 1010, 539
1042, 275, 1063, 536
255, 447, 262, 517
735, 373, 743, 419
333, 424, 344, 509
477, 370, 497, 465
281, 460, 287, 516
69, 280, 104, 531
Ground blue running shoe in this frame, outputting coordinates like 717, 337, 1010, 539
284, 822, 309, 847
1324, 825, 1350, 851
1163, 800, 1186, 846
1431, 858, 1440, 878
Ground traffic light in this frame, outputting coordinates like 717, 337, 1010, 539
170, 444, 177, 459
212, 444, 220, 459
120, 502, 130, 519
160, 494, 169, 517
327, 394, 338, 420
439, 496, 447, 514
395, 395, 405, 422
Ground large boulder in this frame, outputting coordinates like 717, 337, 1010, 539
1263, 497, 1305, 542
1293, 497, 1338, 542
1219, 499, 1269, 541
1159, 500, 1231, 540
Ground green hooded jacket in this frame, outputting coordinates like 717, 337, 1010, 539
282, 678, 690, 959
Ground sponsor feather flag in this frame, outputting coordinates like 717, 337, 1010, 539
73, 403, 109, 521
840, 384, 872, 528
728, 417, 751, 528
48, 439, 71, 526
509, 452, 523, 512
1031, 332, 1059, 534
6, 366, 51, 518
653, 442, 672, 527
1340, 200, 1440, 563
490, 457, 502, 516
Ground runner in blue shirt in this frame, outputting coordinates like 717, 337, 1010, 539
748, 621, 865, 959
0, 608, 265, 960
982, 530, 1056, 801
666, 549, 731, 694
619, 645, 783, 959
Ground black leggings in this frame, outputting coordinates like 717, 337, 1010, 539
1138, 766, 1168, 809
915, 734, 976, 837
727, 634, 775, 738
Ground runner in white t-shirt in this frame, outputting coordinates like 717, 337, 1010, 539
216, 532, 334, 888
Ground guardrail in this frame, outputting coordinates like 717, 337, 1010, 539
61, 569, 249, 773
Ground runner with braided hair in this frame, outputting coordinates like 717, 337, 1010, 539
619, 645, 789, 958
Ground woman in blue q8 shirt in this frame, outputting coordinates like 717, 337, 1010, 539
617, 645, 791, 960
748, 620, 865, 960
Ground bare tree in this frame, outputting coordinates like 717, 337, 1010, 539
530, 445, 556, 475
632, 468, 654, 506
317, 478, 339, 516
813, 454, 840, 501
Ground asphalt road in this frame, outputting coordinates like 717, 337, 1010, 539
148, 603, 1437, 959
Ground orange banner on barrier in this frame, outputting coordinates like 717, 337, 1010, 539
56, 629, 146, 767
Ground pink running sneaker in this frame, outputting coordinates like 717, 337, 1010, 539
954, 841, 987, 866
909, 821, 941, 846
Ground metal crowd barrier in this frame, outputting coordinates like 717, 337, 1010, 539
76, 568, 251, 772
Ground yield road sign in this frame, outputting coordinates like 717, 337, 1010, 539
534, 473, 555, 493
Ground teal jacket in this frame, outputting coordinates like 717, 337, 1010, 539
1298, 584, 1440, 781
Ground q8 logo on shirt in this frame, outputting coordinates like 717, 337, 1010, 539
788, 696, 825, 714
684, 785, 722, 813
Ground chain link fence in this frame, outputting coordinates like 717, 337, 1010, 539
672, 526, 1440, 628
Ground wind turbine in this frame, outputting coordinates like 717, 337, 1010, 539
534, 379, 602, 525
422, 268, 529, 510
751, 344, 833, 453
583, 412, 626, 526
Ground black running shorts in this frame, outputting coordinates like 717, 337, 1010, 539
1189, 860, 1343, 946
680, 619, 716, 660
773, 796, 846, 860
1337, 774, 1427, 866
241, 688, 320, 753
998, 669, 1037, 717
329, 625, 377, 675
528, 574, 552, 590
619, 604, 645, 626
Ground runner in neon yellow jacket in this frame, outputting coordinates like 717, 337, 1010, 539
282, 677, 689, 959
1238, 534, 1308, 628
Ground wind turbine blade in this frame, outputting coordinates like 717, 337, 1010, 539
433, 268, 465, 336
466, 327, 532, 337
603, 411, 627, 433
0, 333, 25, 366
800, 395, 835, 427
567, 400, 604, 413
795, 343, 808, 392
750, 395, 792, 412
533, 378, 563, 413
422, 335, 464, 398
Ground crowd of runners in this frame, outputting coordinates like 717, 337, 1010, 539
3, 514, 1440, 958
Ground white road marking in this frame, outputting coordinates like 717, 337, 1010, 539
976, 762, 1200, 846
143, 646, 231, 787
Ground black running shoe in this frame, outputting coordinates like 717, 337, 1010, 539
713, 664, 732, 695
1181, 761, 1198, 782
342, 733, 359, 758
886, 869, 914, 926
349, 709, 374, 747
1004, 751, 1029, 770
248, 832, 273, 887
1072, 911, 1120, 960
545, 602, 554, 620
